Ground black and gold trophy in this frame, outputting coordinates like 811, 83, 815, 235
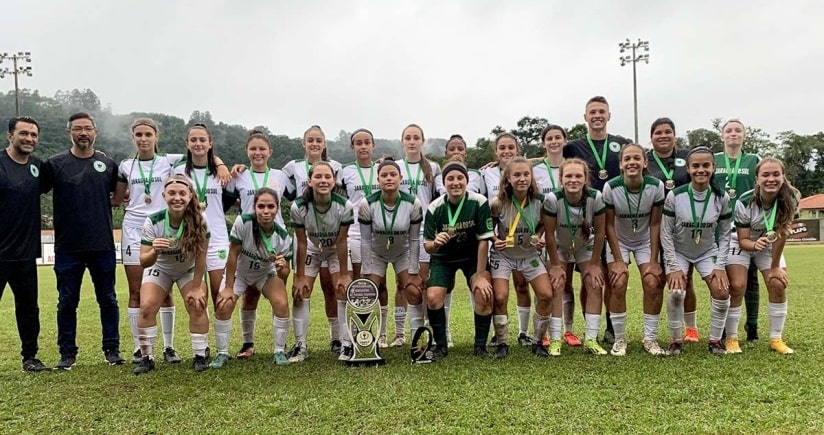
344, 278, 385, 366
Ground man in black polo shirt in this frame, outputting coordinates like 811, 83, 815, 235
563, 96, 631, 344
41, 112, 126, 369
0, 116, 50, 372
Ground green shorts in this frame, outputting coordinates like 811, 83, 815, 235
428, 258, 477, 291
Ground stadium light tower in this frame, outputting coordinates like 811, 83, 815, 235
619, 39, 649, 144
0, 51, 34, 116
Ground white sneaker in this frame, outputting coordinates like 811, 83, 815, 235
288, 344, 308, 363
390, 334, 405, 347
610, 338, 627, 356
446, 331, 454, 348
338, 346, 353, 361
377, 334, 388, 348
642, 339, 667, 356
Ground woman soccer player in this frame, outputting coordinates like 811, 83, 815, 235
211, 188, 292, 368
726, 157, 797, 354
602, 144, 667, 356
423, 161, 494, 360
133, 175, 210, 374
290, 161, 353, 361
489, 157, 554, 358
661, 146, 732, 356
542, 158, 608, 356
358, 159, 423, 352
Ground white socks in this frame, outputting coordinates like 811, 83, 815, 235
642, 313, 660, 341
240, 309, 256, 343
394, 306, 406, 337
191, 333, 208, 357
493, 315, 509, 344
292, 299, 310, 345
725, 306, 742, 338
768, 302, 788, 340
213, 319, 232, 354
709, 297, 730, 342
549, 316, 563, 341
517, 306, 530, 335
584, 313, 600, 341
667, 291, 686, 340
274, 316, 289, 353
138, 325, 157, 359
337, 301, 351, 347
532, 313, 550, 343
684, 311, 697, 329
407, 303, 424, 332
160, 306, 175, 349
380, 306, 389, 336
128, 307, 140, 351
610, 312, 627, 341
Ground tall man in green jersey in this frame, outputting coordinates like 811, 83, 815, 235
713, 119, 761, 340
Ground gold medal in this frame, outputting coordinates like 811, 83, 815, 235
766, 231, 778, 243
505, 236, 515, 248
728, 188, 737, 199
598, 169, 609, 180
168, 238, 179, 249
447, 226, 456, 238
529, 235, 539, 246
632, 224, 638, 234
144, 194, 152, 204
200, 201, 207, 209
268, 253, 277, 263
665, 179, 675, 190
694, 234, 701, 245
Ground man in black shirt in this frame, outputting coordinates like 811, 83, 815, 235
41, 113, 126, 369
0, 116, 50, 372
563, 96, 631, 344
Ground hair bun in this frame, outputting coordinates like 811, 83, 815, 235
248, 128, 266, 137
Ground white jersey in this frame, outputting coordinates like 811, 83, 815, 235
480, 167, 503, 200
542, 188, 606, 251
358, 191, 423, 259
733, 189, 797, 244
283, 158, 342, 197
173, 164, 230, 248
141, 209, 210, 276
398, 159, 442, 209
491, 193, 545, 259
232, 167, 293, 226
290, 192, 354, 255
532, 159, 561, 196
661, 184, 732, 274
118, 153, 184, 229
338, 162, 381, 239
602, 175, 665, 249
229, 214, 292, 275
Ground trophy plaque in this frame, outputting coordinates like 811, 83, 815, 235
410, 326, 434, 364
345, 278, 386, 366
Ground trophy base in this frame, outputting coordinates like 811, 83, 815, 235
344, 357, 386, 367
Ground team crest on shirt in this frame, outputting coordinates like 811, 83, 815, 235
29, 164, 39, 177
94, 161, 107, 172
675, 158, 686, 167
486, 218, 493, 231
530, 259, 540, 268
609, 142, 621, 152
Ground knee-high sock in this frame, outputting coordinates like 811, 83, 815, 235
584, 313, 600, 341
744, 263, 760, 327
709, 297, 730, 342
667, 291, 686, 341
643, 313, 660, 341
517, 306, 530, 336
684, 311, 697, 329
138, 326, 157, 359
337, 301, 351, 347
292, 300, 310, 345
549, 316, 563, 341
159, 306, 175, 349
379, 306, 388, 336
240, 309, 256, 344
768, 302, 787, 340
725, 306, 742, 338
191, 333, 207, 357
128, 307, 141, 351
407, 304, 424, 332
533, 313, 551, 343
473, 311, 492, 347
428, 307, 447, 347
610, 312, 627, 340
493, 315, 509, 345
274, 316, 289, 353
213, 319, 232, 354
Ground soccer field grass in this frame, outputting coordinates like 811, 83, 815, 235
1, 246, 823, 433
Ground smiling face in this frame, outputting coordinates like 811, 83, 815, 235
378, 164, 401, 192
309, 164, 335, 195
7, 121, 39, 156
687, 152, 715, 187
619, 145, 646, 177
132, 125, 158, 155
651, 123, 675, 156
68, 117, 96, 151
402, 125, 424, 158
444, 170, 467, 198
495, 136, 518, 165
757, 160, 785, 195
255, 192, 279, 225
543, 129, 566, 156
560, 162, 587, 195
584, 102, 610, 131
303, 128, 326, 160
163, 181, 192, 212
246, 138, 271, 170
351, 131, 374, 162
187, 128, 212, 159
445, 138, 467, 161
507, 161, 533, 195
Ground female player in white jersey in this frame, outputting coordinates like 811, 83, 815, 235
481, 133, 533, 347
357, 159, 424, 355
290, 161, 354, 361
489, 157, 554, 358
602, 144, 667, 356
542, 158, 608, 356
211, 188, 292, 368
283, 126, 343, 360
227, 129, 294, 360
337, 129, 387, 347
726, 157, 797, 354
118, 118, 227, 364
661, 146, 732, 356
133, 175, 210, 374
396, 124, 442, 348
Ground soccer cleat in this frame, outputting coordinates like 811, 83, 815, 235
642, 339, 667, 356
133, 356, 155, 375
55, 355, 76, 371
377, 334, 388, 349
744, 323, 759, 341
163, 347, 182, 364
584, 339, 607, 355
209, 353, 230, 369
446, 331, 454, 348
684, 327, 700, 343
473, 345, 491, 358
668, 341, 683, 356
542, 335, 550, 347
288, 343, 308, 363
708, 340, 726, 355
532, 343, 549, 358
494, 343, 510, 359
236, 343, 256, 359
610, 338, 627, 356
132, 349, 143, 364
517, 333, 534, 347
769, 339, 794, 355
390, 334, 406, 347
564, 331, 582, 347
489, 335, 498, 347
329, 340, 342, 354
431, 345, 448, 360
273, 351, 290, 365
103, 350, 125, 366
22, 358, 50, 372
602, 329, 615, 345
338, 346, 354, 361
549, 340, 562, 357
192, 355, 210, 372
725, 337, 743, 354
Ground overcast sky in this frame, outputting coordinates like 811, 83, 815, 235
2, 0, 822, 145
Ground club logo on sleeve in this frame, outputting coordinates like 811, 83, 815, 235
30, 165, 39, 177
94, 161, 107, 172
675, 158, 686, 167
218, 249, 227, 260
609, 142, 621, 152
486, 218, 493, 231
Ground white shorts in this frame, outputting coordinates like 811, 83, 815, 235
489, 250, 547, 282
305, 249, 340, 277
727, 244, 786, 270
671, 254, 718, 278
208, 244, 229, 272
348, 237, 362, 265
142, 266, 195, 292
121, 225, 142, 266
557, 242, 594, 265
606, 243, 652, 265
363, 251, 411, 278
221, 270, 275, 296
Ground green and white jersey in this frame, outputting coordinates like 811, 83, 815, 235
438, 168, 485, 196
542, 188, 605, 251
173, 164, 230, 248
290, 192, 354, 254
602, 175, 665, 249
532, 159, 561, 195
713, 152, 760, 207
424, 192, 494, 262
232, 167, 293, 217
338, 162, 381, 239
399, 159, 443, 209
140, 209, 210, 276
283, 158, 342, 197
480, 167, 503, 200
491, 193, 545, 259
733, 189, 797, 244
661, 185, 732, 274
118, 153, 184, 228
358, 191, 423, 259
229, 214, 292, 274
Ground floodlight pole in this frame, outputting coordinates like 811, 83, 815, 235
619, 39, 649, 144
0, 51, 33, 116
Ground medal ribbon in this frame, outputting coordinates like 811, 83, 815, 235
164, 210, 184, 240
621, 177, 646, 227
585, 134, 608, 174
251, 168, 269, 192
137, 155, 156, 196
379, 195, 399, 236
192, 167, 209, 204
259, 226, 276, 257
446, 194, 467, 231
687, 185, 712, 237
509, 196, 535, 239
724, 153, 743, 193
404, 159, 423, 195
357, 164, 375, 197
761, 197, 778, 234
543, 159, 557, 190
651, 152, 673, 184
562, 197, 581, 246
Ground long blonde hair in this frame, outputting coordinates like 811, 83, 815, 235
164, 175, 208, 257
